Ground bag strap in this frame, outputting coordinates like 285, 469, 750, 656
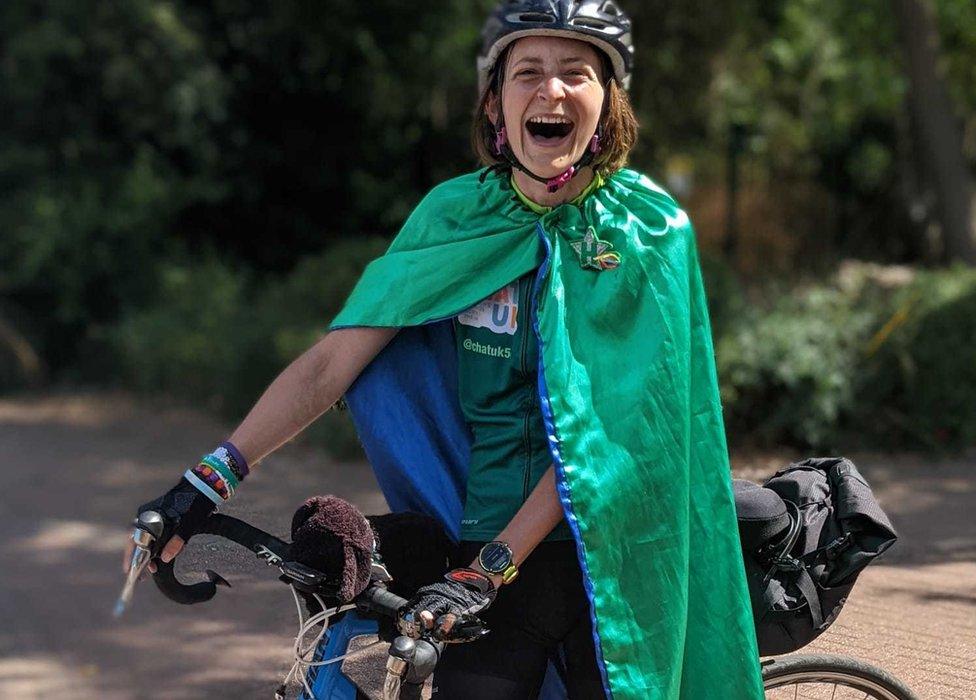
756, 498, 825, 629
759, 559, 825, 630
793, 567, 824, 629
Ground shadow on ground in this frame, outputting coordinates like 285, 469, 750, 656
0, 393, 386, 699
1, 393, 973, 698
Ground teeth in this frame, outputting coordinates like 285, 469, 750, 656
528, 116, 573, 125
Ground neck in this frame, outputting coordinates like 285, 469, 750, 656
511, 166, 595, 208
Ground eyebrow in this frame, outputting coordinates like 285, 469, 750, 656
511, 56, 592, 67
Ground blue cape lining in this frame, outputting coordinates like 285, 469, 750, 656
328, 319, 574, 699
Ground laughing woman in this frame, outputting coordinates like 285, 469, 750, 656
128, 2, 764, 698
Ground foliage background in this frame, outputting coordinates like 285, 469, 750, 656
1, 0, 974, 455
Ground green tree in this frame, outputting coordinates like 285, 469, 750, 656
897, 0, 976, 263
0, 1, 229, 372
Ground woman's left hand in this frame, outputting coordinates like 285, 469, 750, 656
398, 568, 496, 639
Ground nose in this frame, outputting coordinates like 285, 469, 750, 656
538, 76, 567, 102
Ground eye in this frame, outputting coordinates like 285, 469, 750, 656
564, 68, 593, 81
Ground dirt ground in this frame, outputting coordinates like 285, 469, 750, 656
0, 392, 973, 699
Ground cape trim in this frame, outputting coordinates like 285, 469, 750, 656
531, 221, 613, 698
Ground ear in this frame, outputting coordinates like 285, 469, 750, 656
485, 91, 500, 128
339, 544, 358, 602
337, 542, 374, 602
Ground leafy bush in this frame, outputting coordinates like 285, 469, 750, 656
858, 265, 976, 450
716, 280, 882, 450
111, 258, 248, 407
111, 237, 389, 458
715, 262, 976, 452
224, 237, 389, 416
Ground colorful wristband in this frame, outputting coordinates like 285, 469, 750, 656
181, 442, 249, 506
189, 462, 232, 501
184, 469, 225, 506
201, 454, 239, 490
217, 441, 249, 479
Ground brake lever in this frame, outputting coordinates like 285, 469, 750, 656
433, 614, 490, 643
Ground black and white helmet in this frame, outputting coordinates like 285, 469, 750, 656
477, 0, 634, 93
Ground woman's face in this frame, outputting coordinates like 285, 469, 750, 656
490, 36, 606, 178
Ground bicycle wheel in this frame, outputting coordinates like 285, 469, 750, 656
761, 654, 919, 700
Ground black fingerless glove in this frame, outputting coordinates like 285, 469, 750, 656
137, 477, 216, 551
398, 568, 496, 637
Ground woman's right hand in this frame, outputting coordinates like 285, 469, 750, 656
120, 477, 217, 576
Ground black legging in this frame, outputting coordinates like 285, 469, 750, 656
432, 540, 606, 699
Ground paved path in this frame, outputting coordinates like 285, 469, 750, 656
0, 393, 973, 698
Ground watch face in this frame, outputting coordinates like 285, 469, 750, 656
479, 541, 512, 574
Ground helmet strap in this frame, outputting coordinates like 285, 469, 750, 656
494, 128, 600, 193
490, 73, 611, 194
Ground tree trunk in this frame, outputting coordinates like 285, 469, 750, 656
895, 0, 976, 263
0, 314, 46, 388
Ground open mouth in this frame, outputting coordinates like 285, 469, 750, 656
525, 115, 575, 147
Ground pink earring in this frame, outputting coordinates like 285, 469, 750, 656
494, 127, 508, 156
589, 134, 602, 154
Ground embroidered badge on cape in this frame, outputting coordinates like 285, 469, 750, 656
570, 227, 621, 271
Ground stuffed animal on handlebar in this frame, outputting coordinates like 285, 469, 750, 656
289, 497, 487, 644
290, 496, 454, 604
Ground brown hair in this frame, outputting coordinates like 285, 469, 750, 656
471, 48, 640, 177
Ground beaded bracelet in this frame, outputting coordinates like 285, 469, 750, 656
184, 441, 250, 505
200, 455, 239, 490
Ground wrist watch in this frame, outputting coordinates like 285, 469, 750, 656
478, 541, 519, 584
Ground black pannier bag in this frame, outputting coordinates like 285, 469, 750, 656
733, 457, 898, 656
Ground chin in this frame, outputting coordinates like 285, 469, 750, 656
523, 151, 585, 177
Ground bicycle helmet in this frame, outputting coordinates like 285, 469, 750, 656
477, 0, 634, 93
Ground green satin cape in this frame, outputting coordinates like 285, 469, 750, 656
331, 169, 764, 699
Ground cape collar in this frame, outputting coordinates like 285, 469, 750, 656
510, 171, 606, 215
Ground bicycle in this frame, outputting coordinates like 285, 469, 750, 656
129, 511, 921, 700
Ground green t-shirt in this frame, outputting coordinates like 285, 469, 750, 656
452, 174, 605, 542
453, 272, 573, 542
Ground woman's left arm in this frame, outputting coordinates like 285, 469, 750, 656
404, 465, 566, 637
468, 464, 565, 588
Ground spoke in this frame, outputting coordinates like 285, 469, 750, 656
766, 672, 907, 700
